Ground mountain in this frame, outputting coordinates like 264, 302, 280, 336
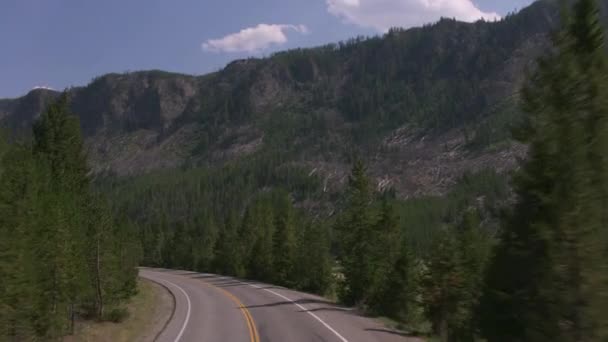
0, 0, 574, 197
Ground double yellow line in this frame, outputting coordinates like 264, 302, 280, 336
202, 281, 260, 342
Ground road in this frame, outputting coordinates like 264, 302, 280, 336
140, 268, 419, 342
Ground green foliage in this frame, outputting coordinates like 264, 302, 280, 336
293, 220, 333, 295
0, 94, 139, 340
394, 168, 508, 254
481, 1, 608, 340
213, 213, 245, 277
422, 228, 467, 342
272, 191, 297, 286
243, 197, 275, 281
102, 151, 334, 294
321, 160, 502, 337
421, 209, 491, 342
367, 196, 403, 313
336, 160, 379, 305
368, 196, 418, 320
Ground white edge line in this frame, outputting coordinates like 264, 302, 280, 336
155, 271, 346, 342
250, 284, 349, 342
158, 278, 192, 342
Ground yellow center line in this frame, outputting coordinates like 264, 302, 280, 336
199, 280, 260, 342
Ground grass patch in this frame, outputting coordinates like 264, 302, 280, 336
64, 278, 173, 342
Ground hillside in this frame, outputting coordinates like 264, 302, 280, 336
0, 0, 565, 197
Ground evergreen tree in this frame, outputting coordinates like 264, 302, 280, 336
213, 213, 244, 276
192, 214, 218, 272
272, 192, 297, 286
0, 94, 140, 339
0, 145, 42, 338
32, 93, 88, 192
368, 194, 403, 314
337, 159, 377, 305
374, 223, 419, 322
247, 199, 275, 281
294, 220, 333, 295
31, 93, 91, 335
421, 228, 467, 342
454, 209, 490, 340
480, 1, 608, 340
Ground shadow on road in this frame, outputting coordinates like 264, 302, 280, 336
214, 282, 252, 288
297, 306, 356, 314
364, 328, 422, 338
140, 268, 198, 276
188, 274, 218, 279
252, 285, 284, 290
244, 298, 334, 309
170, 271, 199, 276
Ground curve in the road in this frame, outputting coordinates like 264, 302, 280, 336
155, 278, 192, 342
141, 268, 419, 342
203, 280, 260, 342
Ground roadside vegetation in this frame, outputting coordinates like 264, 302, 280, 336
0, 95, 140, 340
64, 278, 173, 342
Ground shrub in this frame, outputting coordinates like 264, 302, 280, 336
103, 307, 130, 323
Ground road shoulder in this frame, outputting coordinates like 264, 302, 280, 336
63, 278, 174, 342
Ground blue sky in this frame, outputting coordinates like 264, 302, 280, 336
0, 0, 534, 98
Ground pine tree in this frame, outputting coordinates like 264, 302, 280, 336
0, 145, 41, 339
375, 224, 419, 322
31, 93, 91, 335
110, 215, 140, 300
421, 229, 467, 342
193, 214, 218, 272
213, 213, 244, 276
337, 159, 377, 305
454, 209, 490, 340
247, 199, 275, 281
368, 194, 402, 314
272, 192, 297, 286
32, 93, 88, 192
0, 94, 140, 339
294, 220, 333, 294
480, 0, 608, 340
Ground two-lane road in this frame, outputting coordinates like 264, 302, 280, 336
140, 268, 419, 342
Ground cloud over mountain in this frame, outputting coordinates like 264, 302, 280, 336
203, 24, 308, 53
327, 0, 500, 32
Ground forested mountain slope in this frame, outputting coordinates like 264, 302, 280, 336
0, 0, 572, 197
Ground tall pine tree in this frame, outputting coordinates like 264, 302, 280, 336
480, 1, 608, 340
272, 191, 297, 286
337, 159, 377, 306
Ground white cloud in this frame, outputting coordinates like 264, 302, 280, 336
32, 85, 54, 91
202, 24, 309, 53
327, 0, 500, 32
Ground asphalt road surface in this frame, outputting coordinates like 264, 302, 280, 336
140, 268, 419, 342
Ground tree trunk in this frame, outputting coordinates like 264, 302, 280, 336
69, 303, 74, 335
440, 312, 449, 342
95, 236, 103, 319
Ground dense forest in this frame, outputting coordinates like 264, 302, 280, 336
0, 96, 140, 340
